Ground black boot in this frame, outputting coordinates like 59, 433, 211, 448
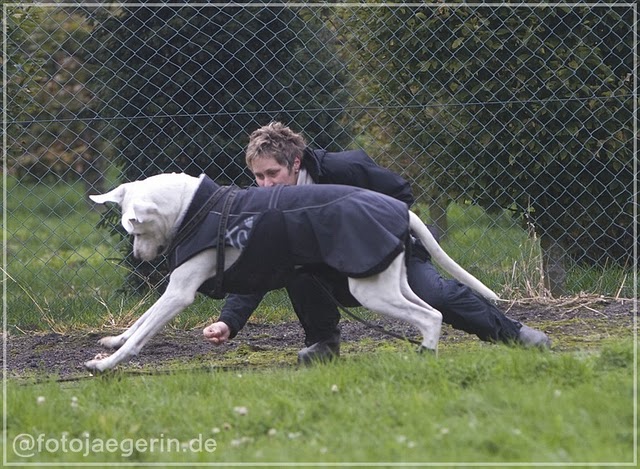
517, 325, 551, 348
297, 330, 341, 365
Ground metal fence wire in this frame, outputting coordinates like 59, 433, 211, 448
4, 3, 637, 323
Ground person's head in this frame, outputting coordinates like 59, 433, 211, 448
245, 122, 306, 187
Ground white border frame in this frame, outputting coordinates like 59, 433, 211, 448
3, 2, 638, 467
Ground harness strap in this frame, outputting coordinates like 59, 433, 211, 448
213, 188, 238, 298
168, 186, 231, 254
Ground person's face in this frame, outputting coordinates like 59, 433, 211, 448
250, 155, 301, 187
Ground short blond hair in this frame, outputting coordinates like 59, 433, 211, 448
245, 122, 307, 171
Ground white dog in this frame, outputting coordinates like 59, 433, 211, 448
85, 173, 499, 371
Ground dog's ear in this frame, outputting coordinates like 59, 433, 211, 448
122, 201, 160, 234
90, 185, 126, 205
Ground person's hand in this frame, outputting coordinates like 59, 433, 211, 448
203, 321, 231, 345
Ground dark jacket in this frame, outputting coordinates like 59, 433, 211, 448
219, 147, 416, 337
302, 148, 414, 207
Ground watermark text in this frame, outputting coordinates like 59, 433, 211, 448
12, 432, 217, 458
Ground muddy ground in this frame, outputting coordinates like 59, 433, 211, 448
4, 297, 635, 380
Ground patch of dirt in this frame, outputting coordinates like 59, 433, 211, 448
3, 298, 634, 380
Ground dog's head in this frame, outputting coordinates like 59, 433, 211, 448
90, 173, 199, 262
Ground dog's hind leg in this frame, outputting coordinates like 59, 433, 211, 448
348, 253, 443, 352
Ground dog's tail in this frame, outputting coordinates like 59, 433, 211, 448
408, 211, 500, 302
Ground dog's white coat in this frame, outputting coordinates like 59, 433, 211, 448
85, 173, 499, 371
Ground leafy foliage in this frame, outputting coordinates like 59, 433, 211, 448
342, 4, 634, 267
6, 7, 103, 186
4, 4, 42, 161
86, 4, 353, 186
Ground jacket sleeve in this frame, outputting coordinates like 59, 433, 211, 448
218, 292, 266, 339
318, 149, 415, 207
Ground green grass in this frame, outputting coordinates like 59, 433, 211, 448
6, 178, 201, 329
4, 340, 634, 465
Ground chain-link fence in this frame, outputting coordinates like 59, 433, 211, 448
5, 3, 637, 329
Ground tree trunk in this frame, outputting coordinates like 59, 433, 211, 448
428, 194, 449, 240
540, 233, 567, 297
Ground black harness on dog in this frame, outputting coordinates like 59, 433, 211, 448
214, 188, 237, 298
168, 184, 238, 298
168, 186, 231, 254
168, 175, 410, 299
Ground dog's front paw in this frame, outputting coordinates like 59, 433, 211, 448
85, 359, 107, 373
99, 335, 126, 349
85, 353, 112, 372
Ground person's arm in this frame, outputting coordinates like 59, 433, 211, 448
317, 149, 415, 206
205, 292, 266, 343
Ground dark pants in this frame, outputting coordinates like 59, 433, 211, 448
286, 268, 349, 346
287, 256, 521, 345
406, 256, 521, 342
